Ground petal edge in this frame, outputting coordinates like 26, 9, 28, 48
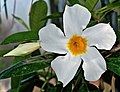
39, 24, 68, 54
51, 53, 81, 87
82, 23, 116, 50
63, 4, 91, 37
81, 47, 106, 81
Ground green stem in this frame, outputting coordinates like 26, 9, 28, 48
72, 68, 82, 92
40, 80, 48, 92
39, 76, 55, 92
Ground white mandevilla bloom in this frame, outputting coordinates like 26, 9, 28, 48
39, 4, 116, 87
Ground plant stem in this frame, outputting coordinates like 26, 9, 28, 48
72, 68, 82, 92
40, 80, 48, 92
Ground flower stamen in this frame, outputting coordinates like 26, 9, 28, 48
67, 34, 87, 56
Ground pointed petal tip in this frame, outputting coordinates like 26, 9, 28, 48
39, 23, 68, 54
51, 54, 81, 88
63, 4, 91, 37
57, 79, 69, 87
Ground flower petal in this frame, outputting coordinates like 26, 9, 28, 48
81, 47, 106, 81
39, 24, 68, 54
4, 42, 40, 56
82, 23, 116, 50
63, 4, 91, 37
51, 53, 81, 87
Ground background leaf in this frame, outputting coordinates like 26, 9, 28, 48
42, 12, 62, 20
29, 0, 48, 31
116, 31, 120, 40
107, 57, 120, 76
11, 76, 22, 92
13, 15, 30, 31
97, 1, 120, 13
68, 0, 98, 12
0, 50, 11, 57
0, 54, 55, 79
1, 31, 38, 44
94, 1, 120, 20
68, 0, 80, 5
13, 55, 31, 64
84, 0, 99, 11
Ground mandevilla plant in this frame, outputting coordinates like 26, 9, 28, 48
0, 0, 120, 92
39, 4, 116, 87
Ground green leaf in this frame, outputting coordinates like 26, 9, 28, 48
0, 54, 55, 79
13, 55, 31, 64
1, 31, 38, 44
107, 57, 120, 76
94, 1, 120, 20
42, 12, 62, 20
68, 0, 80, 5
78, 83, 100, 92
116, 31, 120, 40
0, 50, 11, 57
68, 0, 98, 11
29, 0, 48, 31
97, 1, 120, 13
13, 15, 30, 31
118, 15, 120, 21
84, 0, 99, 11
0, 61, 5, 71
11, 76, 22, 92
47, 87, 57, 92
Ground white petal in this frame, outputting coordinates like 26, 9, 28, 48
82, 23, 116, 50
81, 47, 106, 81
39, 24, 68, 54
51, 53, 81, 87
63, 4, 91, 37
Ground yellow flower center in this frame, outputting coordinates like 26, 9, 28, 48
66, 34, 87, 56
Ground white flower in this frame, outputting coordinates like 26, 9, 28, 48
39, 4, 116, 87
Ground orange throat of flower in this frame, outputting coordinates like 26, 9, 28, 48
66, 34, 87, 56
